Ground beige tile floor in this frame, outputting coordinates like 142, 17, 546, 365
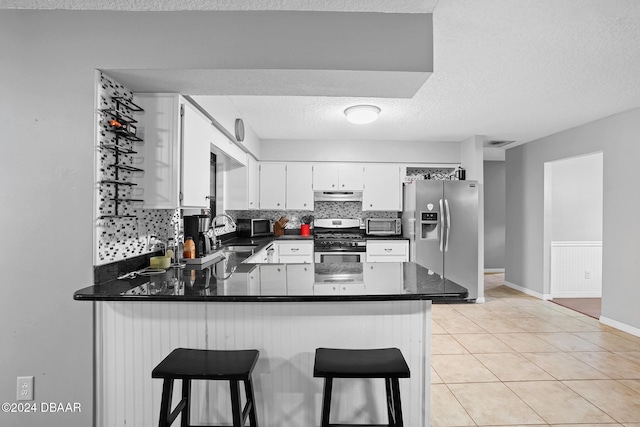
431, 273, 640, 426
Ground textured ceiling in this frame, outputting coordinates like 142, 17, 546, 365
4, 0, 640, 149
205, 0, 640, 146
0, 0, 435, 13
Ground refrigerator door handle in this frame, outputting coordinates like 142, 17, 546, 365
444, 199, 451, 252
439, 198, 445, 252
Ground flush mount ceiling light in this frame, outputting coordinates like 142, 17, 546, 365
344, 105, 381, 124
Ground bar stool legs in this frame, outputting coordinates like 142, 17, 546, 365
314, 347, 410, 427
152, 348, 260, 427
319, 377, 333, 427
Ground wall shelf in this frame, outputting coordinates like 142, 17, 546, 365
98, 96, 145, 220
112, 96, 143, 112
99, 180, 137, 186
101, 143, 137, 154
109, 164, 144, 172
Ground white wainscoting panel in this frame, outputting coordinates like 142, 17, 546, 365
550, 241, 602, 298
97, 300, 431, 427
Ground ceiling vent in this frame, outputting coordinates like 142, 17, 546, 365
484, 140, 515, 148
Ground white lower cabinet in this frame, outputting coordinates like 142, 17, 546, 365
313, 282, 366, 295
224, 265, 260, 295
286, 264, 314, 295
363, 263, 404, 293
275, 240, 314, 264
259, 265, 287, 295
365, 240, 409, 262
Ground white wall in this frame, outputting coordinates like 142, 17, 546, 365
484, 161, 505, 269
259, 139, 461, 163
550, 153, 603, 241
506, 107, 640, 333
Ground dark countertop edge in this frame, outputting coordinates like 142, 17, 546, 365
73, 293, 468, 302
363, 235, 409, 240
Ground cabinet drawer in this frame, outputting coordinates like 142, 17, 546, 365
277, 241, 313, 256
278, 255, 313, 264
366, 240, 408, 256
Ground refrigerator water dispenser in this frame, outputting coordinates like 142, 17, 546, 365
420, 212, 439, 240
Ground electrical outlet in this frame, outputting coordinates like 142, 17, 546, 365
17, 376, 34, 401
585, 271, 591, 279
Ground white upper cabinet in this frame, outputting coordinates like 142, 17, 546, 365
362, 164, 402, 211
286, 163, 314, 210
181, 102, 212, 208
259, 163, 286, 209
247, 156, 260, 209
312, 164, 364, 191
133, 93, 210, 209
227, 155, 260, 210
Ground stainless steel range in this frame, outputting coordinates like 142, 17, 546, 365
313, 218, 366, 263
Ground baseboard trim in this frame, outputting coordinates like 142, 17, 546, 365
551, 292, 602, 299
504, 281, 552, 300
484, 268, 505, 273
600, 316, 640, 338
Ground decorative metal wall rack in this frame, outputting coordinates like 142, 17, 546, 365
98, 96, 145, 219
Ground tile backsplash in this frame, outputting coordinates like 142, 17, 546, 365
228, 201, 399, 230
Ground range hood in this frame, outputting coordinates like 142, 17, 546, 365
314, 191, 363, 202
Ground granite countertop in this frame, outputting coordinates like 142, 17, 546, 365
76, 256, 467, 303
80, 232, 463, 303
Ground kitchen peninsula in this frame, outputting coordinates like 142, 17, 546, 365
75, 253, 467, 427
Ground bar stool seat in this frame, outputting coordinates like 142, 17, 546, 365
152, 348, 259, 427
313, 347, 410, 427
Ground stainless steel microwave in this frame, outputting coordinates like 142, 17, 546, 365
236, 218, 273, 237
365, 218, 402, 236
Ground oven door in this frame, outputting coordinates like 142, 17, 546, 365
314, 251, 364, 263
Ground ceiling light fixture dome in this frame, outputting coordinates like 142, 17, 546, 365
344, 105, 380, 124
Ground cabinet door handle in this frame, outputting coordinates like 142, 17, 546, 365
384, 248, 392, 252
290, 248, 299, 252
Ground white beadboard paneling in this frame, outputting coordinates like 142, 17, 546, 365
97, 300, 430, 426
550, 241, 602, 298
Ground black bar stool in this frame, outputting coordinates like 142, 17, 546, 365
152, 348, 260, 427
313, 347, 410, 427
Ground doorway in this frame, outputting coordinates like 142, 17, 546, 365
543, 152, 603, 315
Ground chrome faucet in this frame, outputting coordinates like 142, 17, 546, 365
211, 213, 236, 249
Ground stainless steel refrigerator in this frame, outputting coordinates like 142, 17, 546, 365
402, 180, 479, 300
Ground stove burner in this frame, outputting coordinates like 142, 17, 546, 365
313, 218, 366, 252
315, 232, 365, 240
